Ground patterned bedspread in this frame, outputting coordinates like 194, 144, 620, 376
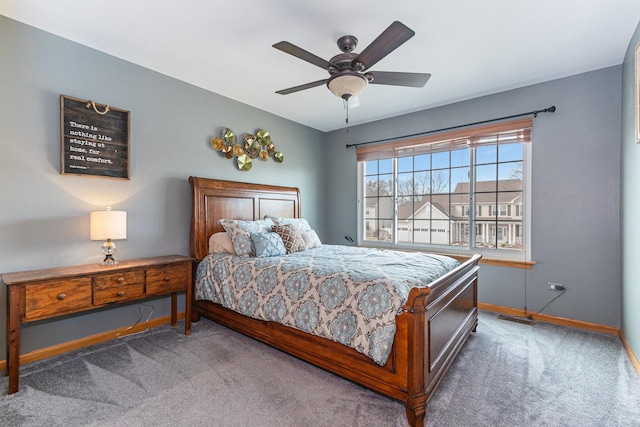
195, 245, 459, 365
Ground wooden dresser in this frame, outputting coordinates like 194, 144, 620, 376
3, 254, 194, 394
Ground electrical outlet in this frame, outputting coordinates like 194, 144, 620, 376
547, 283, 566, 291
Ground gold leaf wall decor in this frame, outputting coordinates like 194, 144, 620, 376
210, 128, 284, 171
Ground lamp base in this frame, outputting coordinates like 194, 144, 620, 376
99, 239, 120, 266
101, 254, 119, 266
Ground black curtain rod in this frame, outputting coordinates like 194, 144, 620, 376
345, 105, 556, 149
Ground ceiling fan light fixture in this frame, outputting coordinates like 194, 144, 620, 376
327, 73, 368, 99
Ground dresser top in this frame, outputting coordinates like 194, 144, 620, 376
2, 254, 194, 285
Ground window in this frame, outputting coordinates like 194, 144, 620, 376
357, 118, 531, 259
463, 205, 480, 217
491, 205, 508, 216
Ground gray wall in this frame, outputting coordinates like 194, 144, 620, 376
324, 66, 622, 328
0, 16, 325, 359
621, 21, 640, 363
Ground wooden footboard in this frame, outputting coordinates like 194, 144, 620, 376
404, 253, 480, 425
189, 176, 481, 427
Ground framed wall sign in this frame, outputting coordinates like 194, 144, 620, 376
60, 95, 130, 179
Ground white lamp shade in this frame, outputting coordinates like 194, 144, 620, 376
90, 210, 127, 240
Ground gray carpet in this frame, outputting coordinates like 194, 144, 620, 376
1, 311, 639, 427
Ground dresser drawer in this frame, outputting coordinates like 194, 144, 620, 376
94, 283, 145, 305
94, 270, 144, 290
24, 278, 93, 321
146, 263, 188, 295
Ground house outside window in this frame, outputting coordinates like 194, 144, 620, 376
357, 118, 531, 260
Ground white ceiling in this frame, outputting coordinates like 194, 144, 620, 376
2, 1, 639, 132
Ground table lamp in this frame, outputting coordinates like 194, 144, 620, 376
90, 207, 127, 265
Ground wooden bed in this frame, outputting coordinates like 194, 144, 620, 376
189, 176, 481, 427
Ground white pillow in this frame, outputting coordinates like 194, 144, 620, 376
208, 232, 235, 254
268, 216, 312, 232
301, 229, 322, 249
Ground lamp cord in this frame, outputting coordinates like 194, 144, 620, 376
116, 302, 154, 338
535, 289, 566, 315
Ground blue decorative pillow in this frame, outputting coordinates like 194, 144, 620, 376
220, 218, 274, 257
251, 232, 286, 257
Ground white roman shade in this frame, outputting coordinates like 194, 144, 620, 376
356, 118, 532, 161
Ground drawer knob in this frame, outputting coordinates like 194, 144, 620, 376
57, 293, 66, 300
117, 277, 125, 283
117, 291, 125, 297
164, 276, 171, 282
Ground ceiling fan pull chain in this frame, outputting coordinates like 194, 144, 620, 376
346, 98, 349, 124
345, 97, 350, 133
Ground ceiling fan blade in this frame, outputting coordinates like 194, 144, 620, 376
352, 21, 415, 70
368, 71, 431, 87
276, 79, 328, 95
273, 41, 334, 70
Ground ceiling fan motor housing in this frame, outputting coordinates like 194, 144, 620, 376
326, 49, 373, 98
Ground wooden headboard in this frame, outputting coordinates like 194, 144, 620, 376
189, 177, 301, 261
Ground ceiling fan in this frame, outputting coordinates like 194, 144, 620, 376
273, 21, 431, 102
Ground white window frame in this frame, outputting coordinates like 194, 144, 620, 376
356, 121, 532, 262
